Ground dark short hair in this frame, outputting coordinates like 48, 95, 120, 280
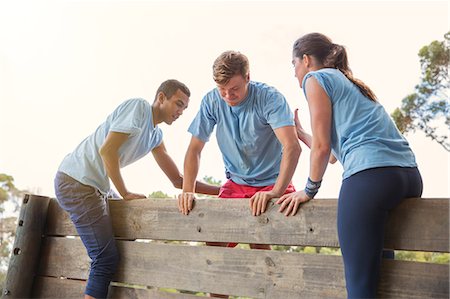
154, 79, 190, 101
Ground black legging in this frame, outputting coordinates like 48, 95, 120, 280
337, 166, 423, 298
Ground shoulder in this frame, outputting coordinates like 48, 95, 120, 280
251, 81, 281, 94
303, 68, 345, 97
304, 68, 344, 85
250, 81, 285, 102
116, 98, 150, 112
201, 88, 225, 112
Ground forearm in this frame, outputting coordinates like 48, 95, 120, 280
300, 130, 336, 164
194, 181, 220, 195
298, 129, 313, 148
100, 152, 128, 197
183, 150, 200, 193
272, 143, 301, 196
309, 144, 330, 182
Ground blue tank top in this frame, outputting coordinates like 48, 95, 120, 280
302, 68, 417, 179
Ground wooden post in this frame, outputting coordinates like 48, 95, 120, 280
2, 194, 50, 298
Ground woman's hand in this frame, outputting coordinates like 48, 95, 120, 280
294, 108, 306, 140
276, 190, 311, 216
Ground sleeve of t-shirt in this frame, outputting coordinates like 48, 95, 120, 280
109, 98, 149, 136
153, 127, 164, 149
187, 95, 217, 142
263, 90, 295, 130
303, 71, 333, 100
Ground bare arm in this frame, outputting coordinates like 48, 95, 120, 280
250, 125, 301, 216
294, 108, 337, 164
271, 126, 302, 196
152, 141, 219, 195
277, 77, 333, 216
178, 136, 206, 215
99, 131, 146, 200
307, 77, 333, 182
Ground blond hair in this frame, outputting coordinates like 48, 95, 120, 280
213, 51, 249, 85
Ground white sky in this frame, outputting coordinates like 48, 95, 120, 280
0, 0, 448, 199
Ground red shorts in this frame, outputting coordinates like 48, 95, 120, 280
218, 179, 296, 247
218, 179, 296, 198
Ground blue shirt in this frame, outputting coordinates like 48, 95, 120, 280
302, 68, 417, 179
58, 98, 163, 193
188, 81, 294, 186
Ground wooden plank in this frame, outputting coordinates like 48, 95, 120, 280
384, 198, 449, 252
379, 259, 450, 298
46, 197, 450, 252
3, 194, 50, 299
36, 237, 449, 299
32, 276, 200, 298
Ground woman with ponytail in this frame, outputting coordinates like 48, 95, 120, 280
277, 33, 423, 298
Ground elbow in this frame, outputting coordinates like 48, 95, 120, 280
313, 143, 331, 159
172, 176, 183, 189
292, 141, 302, 158
99, 144, 112, 160
329, 156, 338, 164
285, 141, 302, 160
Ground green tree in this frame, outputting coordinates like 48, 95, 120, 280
148, 190, 170, 199
202, 175, 222, 186
0, 173, 24, 288
392, 32, 450, 151
0, 174, 22, 213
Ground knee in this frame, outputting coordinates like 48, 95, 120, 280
108, 244, 120, 271
95, 242, 120, 273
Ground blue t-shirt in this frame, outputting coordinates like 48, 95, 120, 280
302, 68, 417, 179
188, 81, 294, 186
58, 98, 163, 193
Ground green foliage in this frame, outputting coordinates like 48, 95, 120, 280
203, 175, 222, 186
148, 190, 170, 199
395, 250, 450, 264
392, 32, 450, 151
0, 173, 23, 288
0, 174, 22, 206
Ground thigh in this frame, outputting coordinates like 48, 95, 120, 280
54, 171, 108, 225
54, 172, 114, 258
337, 167, 415, 249
338, 174, 388, 261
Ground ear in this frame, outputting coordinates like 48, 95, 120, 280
302, 54, 311, 68
302, 54, 315, 68
245, 72, 250, 82
157, 92, 166, 104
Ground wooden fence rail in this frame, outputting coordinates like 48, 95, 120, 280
2, 194, 449, 298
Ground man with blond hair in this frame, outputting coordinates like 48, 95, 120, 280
177, 52, 301, 297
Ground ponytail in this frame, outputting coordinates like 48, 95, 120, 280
293, 33, 377, 102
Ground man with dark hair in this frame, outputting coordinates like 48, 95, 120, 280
54, 79, 219, 299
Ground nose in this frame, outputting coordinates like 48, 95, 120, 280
223, 91, 233, 100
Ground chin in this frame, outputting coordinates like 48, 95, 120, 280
226, 100, 240, 106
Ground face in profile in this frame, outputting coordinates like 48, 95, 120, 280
161, 89, 189, 125
292, 56, 308, 88
216, 74, 250, 106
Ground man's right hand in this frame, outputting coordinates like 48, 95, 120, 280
123, 192, 147, 200
178, 192, 196, 215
